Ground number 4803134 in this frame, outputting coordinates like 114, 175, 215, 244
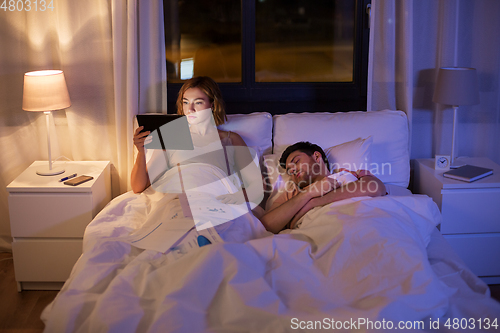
1, 0, 54, 11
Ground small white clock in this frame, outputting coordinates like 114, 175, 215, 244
434, 155, 451, 171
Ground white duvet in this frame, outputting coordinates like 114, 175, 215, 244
41, 173, 492, 332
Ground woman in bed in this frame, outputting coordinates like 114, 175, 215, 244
131, 76, 248, 193
131, 76, 264, 218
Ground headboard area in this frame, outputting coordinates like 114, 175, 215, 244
219, 112, 273, 157
220, 110, 410, 188
272, 110, 410, 187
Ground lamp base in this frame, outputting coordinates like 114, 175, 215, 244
36, 165, 65, 176
450, 157, 467, 169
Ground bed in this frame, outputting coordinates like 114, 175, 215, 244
41, 110, 500, 332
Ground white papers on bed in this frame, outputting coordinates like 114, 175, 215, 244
186, 190, 251, 231
153, 163, 254, 231
118, 193, 193, 253
120, 196, 225, 254
121, 164, 251, 252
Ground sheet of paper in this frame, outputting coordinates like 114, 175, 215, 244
122, 218, 224, 254
125, 218, 193, 253
120, 193, 224, 254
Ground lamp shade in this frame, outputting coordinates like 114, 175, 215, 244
432, 67, 479, 106
22, 70, 71, 111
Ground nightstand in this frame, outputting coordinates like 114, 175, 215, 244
413, 157, 500, 284
7, 161, 111, 291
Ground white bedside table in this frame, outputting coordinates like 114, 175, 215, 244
413, 157, 500, 284
7, 161, 112, 291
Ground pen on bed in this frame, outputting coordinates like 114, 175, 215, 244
59, 173, 77, 182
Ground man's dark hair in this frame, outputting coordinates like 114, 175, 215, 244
279, 141, 330, 172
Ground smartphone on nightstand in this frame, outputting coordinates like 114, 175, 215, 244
64, 175, 93, 186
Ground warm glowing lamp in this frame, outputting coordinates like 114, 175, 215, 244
22, 70, 71, 176
433, 67, 479, 166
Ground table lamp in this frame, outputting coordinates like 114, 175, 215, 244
432, 67, 479, 167
22, 70, 71, 176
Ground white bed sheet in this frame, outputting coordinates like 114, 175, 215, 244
41, 186, 500, 332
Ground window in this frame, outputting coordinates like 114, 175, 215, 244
164, 0, 242, 83
164, 0, 370, 113
255, 1, 355, 83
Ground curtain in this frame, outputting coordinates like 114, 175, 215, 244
111, 0, 167, 194
369, 0, 500, 166
0, 0, 166, 251
367, 0, 414, 149
425, 0, 500, 163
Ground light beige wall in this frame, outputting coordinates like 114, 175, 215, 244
0, 2, 116, 251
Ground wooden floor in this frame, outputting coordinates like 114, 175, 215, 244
0, 252, 58, 333
0, 251, 499, 332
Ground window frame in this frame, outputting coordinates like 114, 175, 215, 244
165, 0, 371, 114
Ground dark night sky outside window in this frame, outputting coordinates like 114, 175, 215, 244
164, 0, 370, 114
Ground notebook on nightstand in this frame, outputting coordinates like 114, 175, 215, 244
443, 164, 493, 182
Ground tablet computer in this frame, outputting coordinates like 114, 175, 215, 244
136, 114, 183, 134
136, 114, 193, 150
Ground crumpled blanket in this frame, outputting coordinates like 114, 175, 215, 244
42, 190, 464, 332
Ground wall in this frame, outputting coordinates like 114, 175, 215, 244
0, 2, 116, 251
412, 0, 500, 165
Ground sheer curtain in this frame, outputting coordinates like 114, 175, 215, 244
368, 0, 500, 165
0, 0, 166, 251
367, 0, 413, 148
111, 0, 167, 194
418, 0, 500, 164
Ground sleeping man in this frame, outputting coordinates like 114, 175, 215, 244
260, 141, 386, 233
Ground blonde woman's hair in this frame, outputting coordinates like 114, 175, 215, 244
176, 76, 227, 126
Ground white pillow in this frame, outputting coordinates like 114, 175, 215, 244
264, 138, 372, 192
272, 111, 410, 187
263, 138, 373, 210
325, 137, 372, 172
218, 112, 273, 156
